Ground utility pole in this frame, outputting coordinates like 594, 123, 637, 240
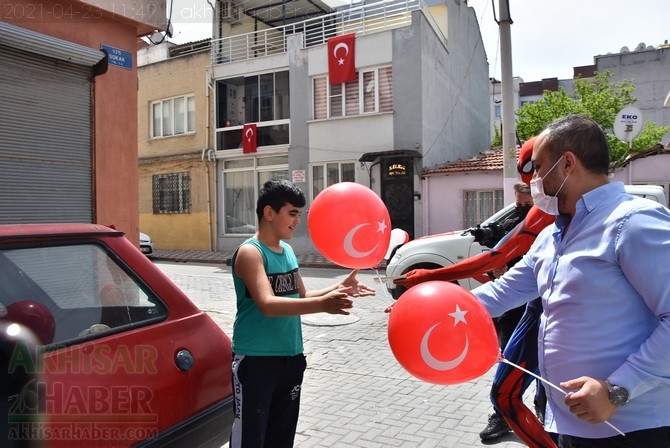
498, 0, 516, 204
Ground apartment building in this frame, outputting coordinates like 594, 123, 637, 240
138, 40, 217, 250
209, 0, 490, 254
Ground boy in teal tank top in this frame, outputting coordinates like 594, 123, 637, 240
230, 179, 375, 448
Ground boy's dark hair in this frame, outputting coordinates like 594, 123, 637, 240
256, 179, 306, 221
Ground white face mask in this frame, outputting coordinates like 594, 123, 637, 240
530, 156, 569, 215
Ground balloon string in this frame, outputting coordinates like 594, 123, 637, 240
500, 357, 625, 437
373, 268, 394, 302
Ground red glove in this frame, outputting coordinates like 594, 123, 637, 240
394, 268, 445, 288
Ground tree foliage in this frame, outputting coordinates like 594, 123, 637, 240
491, 123, 502, 147
514, 71, 669, 163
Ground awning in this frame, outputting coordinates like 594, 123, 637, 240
358, 149, 422, 163
241, 0, 334, 27
0, 22, 106, 67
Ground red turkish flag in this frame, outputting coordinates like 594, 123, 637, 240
328, 33, 356, 85
242, 124, 257, 154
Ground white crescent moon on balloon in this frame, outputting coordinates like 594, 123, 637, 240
420, 323, 469, 371
333, 42, 349, 58
245, 128, 254, 139
343, 223, 379, 258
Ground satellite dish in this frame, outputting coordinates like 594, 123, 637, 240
634, 42, 646, 52
620, 46, 630, 53
613, 106, 643, 147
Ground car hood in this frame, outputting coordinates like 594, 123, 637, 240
413, 229, 466, 241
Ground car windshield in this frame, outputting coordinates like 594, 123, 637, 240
480, 203, 518, 227
0, 243, 168, 348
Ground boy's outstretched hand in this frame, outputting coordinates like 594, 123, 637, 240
340, 269, 376, 297
322, 288, 353, 315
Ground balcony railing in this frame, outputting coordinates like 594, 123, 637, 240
211, 0, 429, 65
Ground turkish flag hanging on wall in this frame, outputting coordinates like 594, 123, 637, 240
242, 124, 257, 154
328, 33, 356, 85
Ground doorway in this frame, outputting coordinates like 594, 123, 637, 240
380, 157, 414, 239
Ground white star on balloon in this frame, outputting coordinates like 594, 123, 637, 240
377, 220, 387, 234
448, 305, 468, 326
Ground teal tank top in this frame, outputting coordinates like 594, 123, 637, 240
231, 238, 303, 356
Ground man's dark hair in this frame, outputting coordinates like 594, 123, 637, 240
543, 114, 610, 175
256, 179, 306, 221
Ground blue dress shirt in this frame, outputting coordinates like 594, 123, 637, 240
472, 182, 670, 438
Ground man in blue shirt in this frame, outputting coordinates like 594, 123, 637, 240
472, 114, 670, 447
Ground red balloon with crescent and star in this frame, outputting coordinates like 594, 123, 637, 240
308, 182, 391, 269
387, 281, 499, 385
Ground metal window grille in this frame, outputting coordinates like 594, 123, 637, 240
152, 172, 191, 214
463, 189, 504, 228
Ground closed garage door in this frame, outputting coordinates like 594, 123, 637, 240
0, 25, 103, 224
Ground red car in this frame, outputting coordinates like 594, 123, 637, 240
0, 224, 233, 447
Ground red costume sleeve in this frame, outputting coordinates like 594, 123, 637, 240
396, 207, 555, 287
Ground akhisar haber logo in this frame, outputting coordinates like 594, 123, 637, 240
8, 342, 158, 375
9, 379, 157, 423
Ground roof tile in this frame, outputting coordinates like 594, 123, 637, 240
423, 147, 504, 175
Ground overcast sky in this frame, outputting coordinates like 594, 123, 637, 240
167, 0, 670, 82
471, 0, 670, 81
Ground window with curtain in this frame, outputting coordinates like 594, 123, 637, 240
312, 66, 393, 119
463, 189, 504, 228
329, 83, 343, 118
313, 77, 327, 119
310, 161, 356, 200
150, 95, 195, 138
222, 156, 289, 234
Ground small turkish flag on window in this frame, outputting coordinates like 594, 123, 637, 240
328, 33, 356, 85
243, 124, 257, 154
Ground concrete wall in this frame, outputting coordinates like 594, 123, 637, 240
417, 4, 490, 168
139, 157, 214, 250
597, 46, 670, 145
610, 153, 670, 204
138, 49, 211, 157
423, 170, 502, 234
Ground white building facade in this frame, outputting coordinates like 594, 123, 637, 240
210, 0, 490, 254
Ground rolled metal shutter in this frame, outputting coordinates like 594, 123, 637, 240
0, 28, 100, 224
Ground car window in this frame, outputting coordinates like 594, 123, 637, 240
0, 243, 168, 348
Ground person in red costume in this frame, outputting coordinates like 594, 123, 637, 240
390, 138, 559, 448
393, 138, 553, 290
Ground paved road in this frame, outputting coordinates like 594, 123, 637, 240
155, 261, 531, 448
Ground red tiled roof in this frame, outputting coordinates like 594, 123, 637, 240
422, 147, 504, 175
423, 142, 670, 176
611, 143, 670, 168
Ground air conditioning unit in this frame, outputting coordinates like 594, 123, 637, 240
220, 0, 241, 22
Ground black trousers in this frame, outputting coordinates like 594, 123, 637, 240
558, 427, 670, 448
230, 353, 307, 448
